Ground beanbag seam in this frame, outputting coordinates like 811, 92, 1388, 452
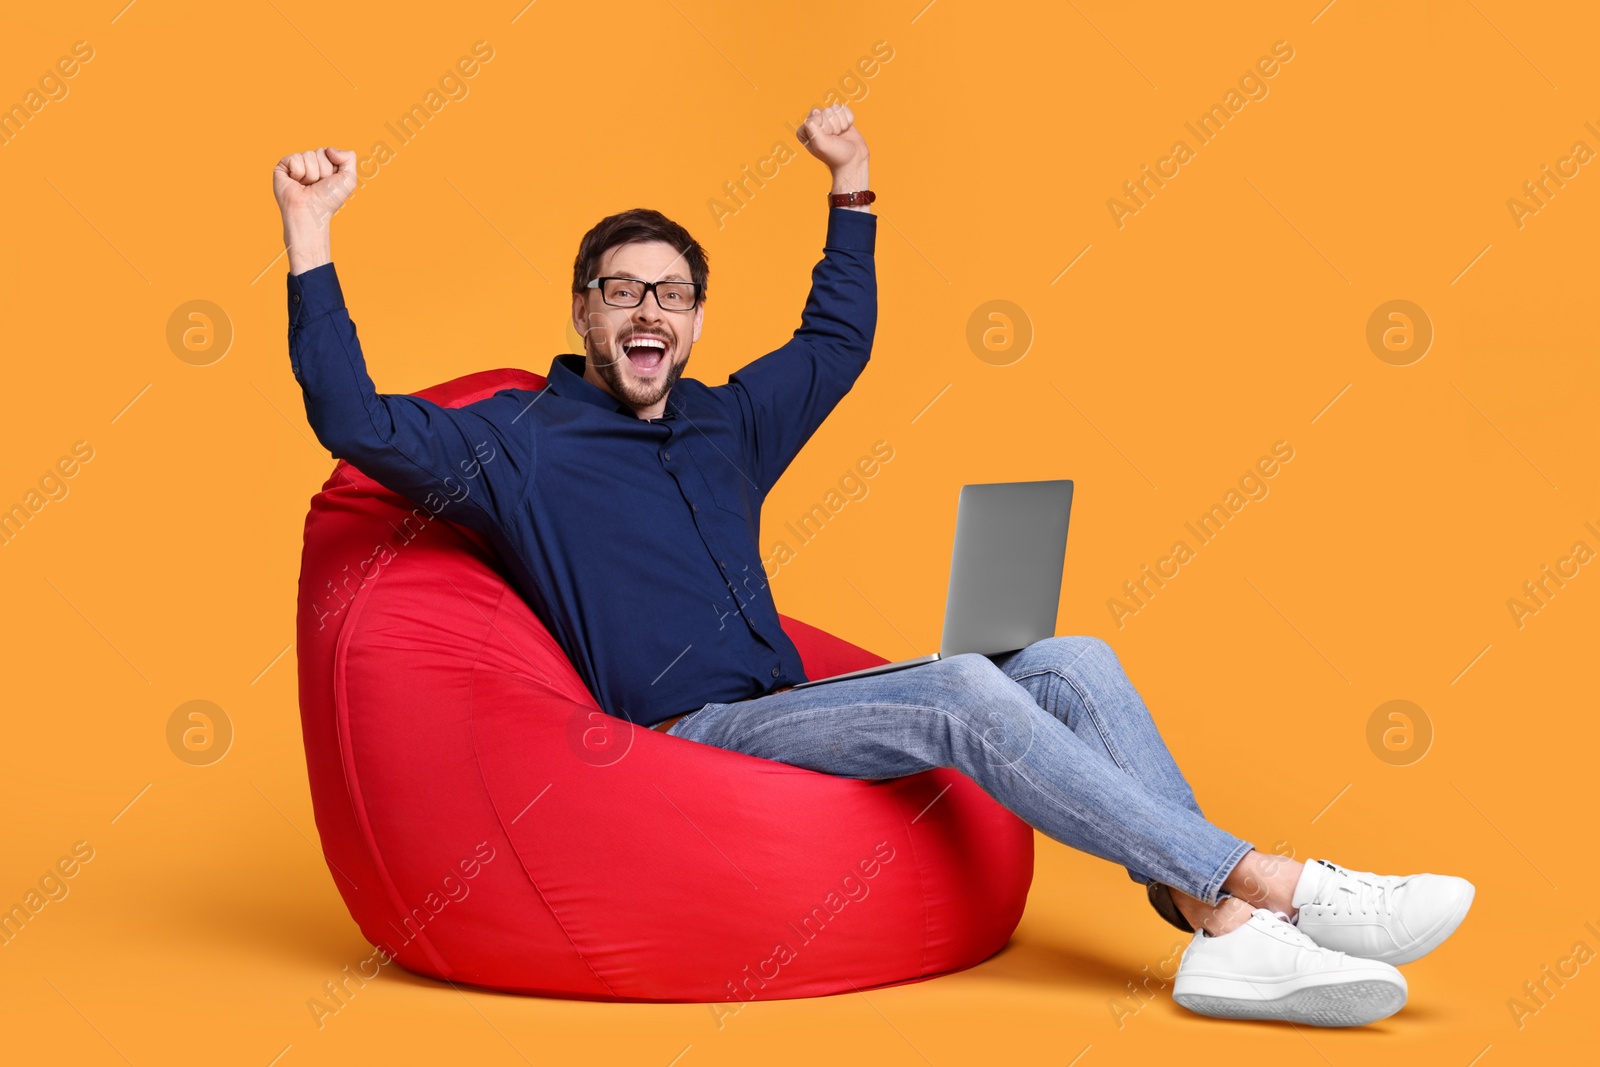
330, 506, 453, 977
898, 803, 931, 979
465, 585, 622, 1000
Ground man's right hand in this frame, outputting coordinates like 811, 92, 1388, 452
273, 147, 356, 275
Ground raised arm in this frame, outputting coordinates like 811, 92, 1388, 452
274, 147, 533, 536
719, 106, 878, 495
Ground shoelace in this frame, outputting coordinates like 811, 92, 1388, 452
1257, 912, 1320, 949
1316, 865, 1404, 917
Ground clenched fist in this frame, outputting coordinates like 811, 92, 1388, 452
797, 104, 869, 173
273, 147, 357, 274
274, 147, 356, 221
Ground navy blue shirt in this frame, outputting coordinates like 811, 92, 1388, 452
287, 207, 877, 726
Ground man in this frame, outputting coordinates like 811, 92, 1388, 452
275, 105, 1473, 1027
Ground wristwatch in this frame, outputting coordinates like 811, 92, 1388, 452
828, 189, 876, 207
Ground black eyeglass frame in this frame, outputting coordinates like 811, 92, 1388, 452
584, 276, 703, 311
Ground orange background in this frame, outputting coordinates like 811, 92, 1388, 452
2, 1, 1595, 1063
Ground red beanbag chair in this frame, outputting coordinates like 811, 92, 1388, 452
295, 367, 1034, 1001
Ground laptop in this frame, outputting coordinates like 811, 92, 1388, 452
789, 479, 1074, 690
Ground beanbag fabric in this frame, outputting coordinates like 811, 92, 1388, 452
295, 366, 1034, 1001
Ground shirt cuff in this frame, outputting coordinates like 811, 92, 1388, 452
824, 205, 876, 253
287, 262, 346, 328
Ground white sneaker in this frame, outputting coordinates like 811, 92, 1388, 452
1172, 907, 1407, 1026
1292, 858, 1475, 965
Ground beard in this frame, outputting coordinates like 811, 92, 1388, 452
586, 337, 687, 411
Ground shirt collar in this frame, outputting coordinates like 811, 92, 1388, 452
545, 354, 682, 420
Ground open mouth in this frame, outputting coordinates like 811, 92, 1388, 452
623, 336, 669, 373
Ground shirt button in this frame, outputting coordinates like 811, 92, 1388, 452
691, 503, 698, 513
771, 667, 781, 678
291, 293, 301, 303
663, 450, 672, 461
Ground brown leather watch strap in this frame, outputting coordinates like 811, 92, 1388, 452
828, 189, 876, 207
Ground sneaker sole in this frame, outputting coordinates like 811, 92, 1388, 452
1174, 978, 1406, 1027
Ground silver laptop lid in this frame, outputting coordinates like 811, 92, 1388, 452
939, 480, 1074, 657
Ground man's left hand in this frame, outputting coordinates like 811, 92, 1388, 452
798, 104, 869, 176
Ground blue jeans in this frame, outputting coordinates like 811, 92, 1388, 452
665, 636, 1254, 905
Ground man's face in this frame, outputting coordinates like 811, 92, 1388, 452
572, 240, 704, 417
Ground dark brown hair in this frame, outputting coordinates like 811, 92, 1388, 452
571, 208, 709, 302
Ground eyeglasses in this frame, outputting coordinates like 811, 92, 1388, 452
585, 276, 701, 311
